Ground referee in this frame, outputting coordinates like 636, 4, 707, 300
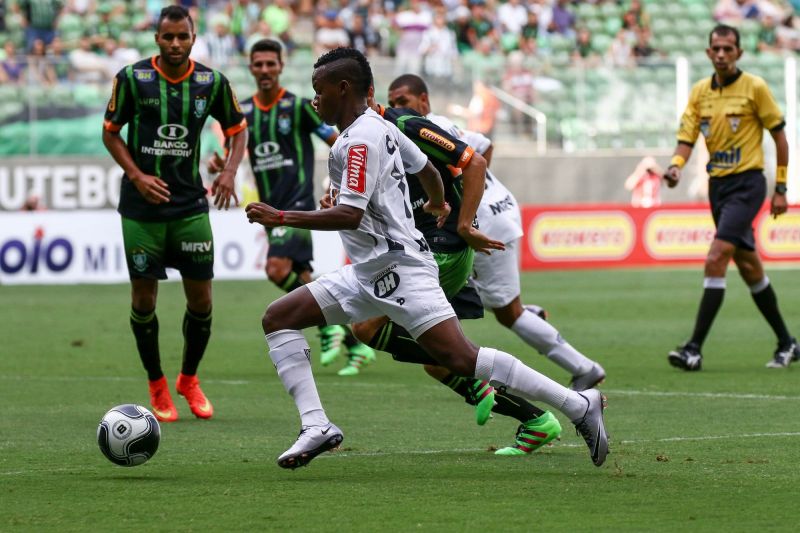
665, 24, 797, 371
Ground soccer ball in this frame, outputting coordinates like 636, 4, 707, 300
97, 404, 161, 467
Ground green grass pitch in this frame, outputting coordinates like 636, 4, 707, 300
2, 268, 799, 531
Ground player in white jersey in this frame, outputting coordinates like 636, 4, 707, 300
245, 48, 608, 469
388, 74, 606, 391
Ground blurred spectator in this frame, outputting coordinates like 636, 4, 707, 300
498, 0, 528, 37
714, 0, 742, 23
776, 15, 800, 51
314, 9, 350, 56
206, 13, 238, 69
624, 156, 662, 208
19, 0, 63, 50
68, 34, 108, 83
245, 20, 285, 56
227, 0, 251, 53
626, 0, 650, 30
620, 11, 640, 44
501, 50, 536, 135
632, 27, 658, 64
22, 195, 43, 211
518, 10, 540, 55
466, 0, 497, 50
452, 5, 473, 53
608, 29, 634, 68
46, 36, 70, 82
0, 0, 6, 32
262, 0, 295, 51
28, 37, 56, 85
572, 27, 600, 66
348, 13, 379, 55
90, 3, 124, 52
467, 79, 500, 137
758, 15, 780, 52
0, 40, 26, 84
419, 11, 458, 82
548, 0, 576, 38
463, 36, 503, 84
393, 0, 432, 74
103, 34, 138, 79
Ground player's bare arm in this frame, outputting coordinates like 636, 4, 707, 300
211, 128, 248, 210
414, 161, 451, 226
456, 151, 505, 254
246, 202, 363, 230
770, 128, 789, 218
664, 142, 693, 189
482, 143, 494, 167
102, 129, 170, 204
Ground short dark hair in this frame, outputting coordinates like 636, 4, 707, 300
157, 5, 194, 33
250, 39, 283, 63
709, 24, 740, 48
388, 74, 429, 96
313, 47, 373, 97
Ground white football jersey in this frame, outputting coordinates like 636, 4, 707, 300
328, 108, 430, 264
426, 112, 523, 243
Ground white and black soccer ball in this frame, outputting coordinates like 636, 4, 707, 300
97, 404, 160, 467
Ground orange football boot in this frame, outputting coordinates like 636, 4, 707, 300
176, 373, 214, 419
148, 376, 178, 422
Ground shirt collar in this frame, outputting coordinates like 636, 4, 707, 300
711, 69, 742, 89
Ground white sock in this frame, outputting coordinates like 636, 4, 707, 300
474, 347, 588, 420
266, 329, 329, 427
511, 308, 594, 376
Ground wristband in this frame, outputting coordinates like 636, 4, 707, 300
278, 210, 285, 225
776, 165, 787, 184
670, 155, 686, 169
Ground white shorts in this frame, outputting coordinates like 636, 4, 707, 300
471, 238, 521, 309
306, 251, 456, 339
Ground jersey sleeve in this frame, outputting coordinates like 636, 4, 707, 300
676, 83, 702, 145
103, 68, 133, 133
209, 72, 247, 137
460, 129, 491, 155
396, 128, 428, 175
300, 98, 336, 141
753, 78, 785, 131
399, 115, 474, 176
336, 139, 379, 211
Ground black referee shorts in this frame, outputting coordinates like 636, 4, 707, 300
709, 169, 766, 251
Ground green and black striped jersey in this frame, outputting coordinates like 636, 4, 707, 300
240, 88, 335, 211
104, 57, 247, 221
378, 105, 475, 253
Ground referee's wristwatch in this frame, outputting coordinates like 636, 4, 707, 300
775, 183, 788, 195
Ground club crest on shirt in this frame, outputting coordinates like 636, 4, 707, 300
278, 114, 291, 135
346, 144, 367, 194
728, 116, 741, 133
132, 249, 148, 272
700, 118, 711, 138
194, 97, 207, 118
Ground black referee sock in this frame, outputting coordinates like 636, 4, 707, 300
181, 307, 212, 376
751, 279, 792, 347
368, 322, 438, 365
689, 279, 726, 348
276, 271, 305, 293
130, 307, 163, 381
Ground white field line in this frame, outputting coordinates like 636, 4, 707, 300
2, 375, 800, 401
3, 431, 800, 476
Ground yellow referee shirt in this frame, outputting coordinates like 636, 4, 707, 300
677, 70, 784, 178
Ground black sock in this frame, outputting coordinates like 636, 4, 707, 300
181, 307, 212, 376
689, 287, 725, 348
752, 283, 792, 346
276, 271, 305, 293
493, 388, 545, 422
130, 307, 162, 381
368, 322, 438, 365
342, 325, 361, 348
439, 373, 544, 422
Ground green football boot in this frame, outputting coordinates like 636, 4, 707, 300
495, 411, 562, 456
319, 325, 347, 366
337, 343, 377, 376
466, 380, 495, 426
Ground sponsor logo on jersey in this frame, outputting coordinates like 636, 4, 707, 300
139, 97, 160, 106
709, 147, 740, 169
193, 71, 213, 85
157, 124, 189, 140
278, 114, 291, 135
419, 128, 455, 151
279, 98, 292, 109
489, 194, 515, 215
252, 141, 291, 172
194, 97, 207, 118
346, 145, 367, 194
254, 142, 281, 157
141, 124, 193, 157
231, 90, 242, 114
240, 102, 253, 114
370, 264, 400, 298
181, 241, 212, 252
134, 69, 155, 81
107, 77, 118, 112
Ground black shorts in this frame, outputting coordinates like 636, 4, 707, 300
266, 226, 313, 272
449, 284, 485, 320
709, 170, 766, 251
